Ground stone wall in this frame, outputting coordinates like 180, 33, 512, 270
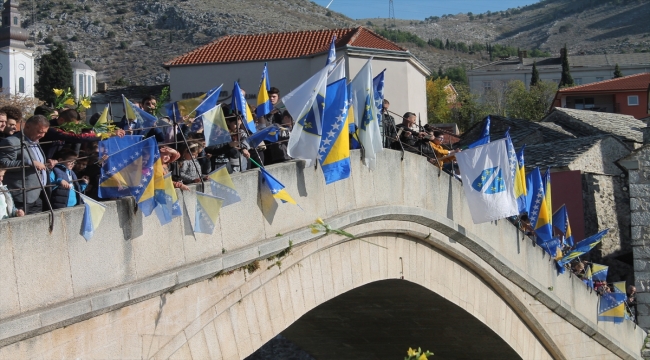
622, 146, 650, 330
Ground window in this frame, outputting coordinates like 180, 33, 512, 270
18, 77, 24, 93
628, 95, 639, 106
0, 77, 3, 90
574, 78, 582, 85
87, 76, 92, 96
574, 98, 594, 110
13, 17, 17, 25
596, 77, 604, 82
78, 74, 84, 96
483, 81, 491, 91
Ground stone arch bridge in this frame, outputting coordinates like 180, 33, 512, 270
0, 151, 645, 359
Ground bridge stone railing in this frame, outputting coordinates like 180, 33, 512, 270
0, 150, 645, 358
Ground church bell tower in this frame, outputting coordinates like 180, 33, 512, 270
0, 0, 34, 97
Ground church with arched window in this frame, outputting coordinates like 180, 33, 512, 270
0, 0, 34, 97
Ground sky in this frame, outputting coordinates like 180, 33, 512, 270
312, 0, 541, 20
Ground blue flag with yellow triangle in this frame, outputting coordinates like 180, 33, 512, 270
194, 192, 224, 235
98, 135, 143, 158
154, 172, 182, 226
165, 94, 206, 122
201, 105, 232, 148
528, 167, 553, 242
232, 81, 256, 134
557, 228, 609, 269
138, 154, 165, 217
319, 78, 351, 185
514, 144, 527, 213
467, 116, 490, 149
598, 281, 627, 323
207, 164, 241, 207
259, 166, 297, 205
591, 263, 608, 282
98, 137, 158, 203
552, 204, 574, 247
248, 124, 281, 149
256, 63, 273, 118
123, 95, 158, 128
80, 193, 107, 241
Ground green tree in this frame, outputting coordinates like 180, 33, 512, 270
559, 44, 574, 87
505, 80, 557, 121
34, 43, 74, 105
450, 84, 490, 131
530, 61, 540, 87
426, 77, 452, 123
613, 63, 623, 78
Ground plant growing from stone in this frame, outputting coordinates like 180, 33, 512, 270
405, 347, 434, 359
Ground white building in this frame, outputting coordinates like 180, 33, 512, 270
0, 0, 34, 97
71, 61, 96, 99
163, 27, 431, 122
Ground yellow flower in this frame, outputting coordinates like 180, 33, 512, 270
63, 98, 76, 106
407, 348, 417, 357
53, 88, 64, 97
80, 98, 91, 109
311, 228, 320, 234
316, 218, 325, 225
418, 354, 427, 360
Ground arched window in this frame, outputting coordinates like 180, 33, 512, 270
18, 77, 24, 93
78, 74, 84, 97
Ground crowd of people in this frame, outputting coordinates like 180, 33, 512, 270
0, 88, 462, 220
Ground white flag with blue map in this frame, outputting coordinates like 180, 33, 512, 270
455, 138, 518, 224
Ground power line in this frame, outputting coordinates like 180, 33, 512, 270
389, 0, 395, 25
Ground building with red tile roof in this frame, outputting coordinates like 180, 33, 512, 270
551, 73, 650, 119
163, 27, 431, 122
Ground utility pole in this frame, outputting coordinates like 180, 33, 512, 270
389, 0, 395, 26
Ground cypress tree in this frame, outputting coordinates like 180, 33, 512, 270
34, 43, 74, 106
437, 67, 444, 78
613, 63, 623, 78
445, 39, 450, 50
559, 44, 574, 88
530, 61, 540, 87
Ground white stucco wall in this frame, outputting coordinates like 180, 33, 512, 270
168, 51, 429, 123
0, 47, 34, 97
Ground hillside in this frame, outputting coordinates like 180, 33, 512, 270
21, 0, 357, 86
367, 0, 650, 59
19, 0, 650, 89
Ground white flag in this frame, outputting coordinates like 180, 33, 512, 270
349, 58, 383, 169
455, 139, 519, 224
327, 58, 346, 85
283, 65, 329, 167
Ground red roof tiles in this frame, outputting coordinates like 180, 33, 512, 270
558, 72, 650, 93
164, 27, 406, 67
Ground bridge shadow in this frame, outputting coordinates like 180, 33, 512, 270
249, 280, 521, 360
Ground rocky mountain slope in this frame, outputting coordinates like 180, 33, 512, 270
20, 0, 650, 87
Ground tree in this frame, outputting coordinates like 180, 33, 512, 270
34, 43, 74, 106
450, 84, 489, 131
426, 78, 452, 123
530, 61, 540, 87
559, 44, 574, 88
505, 80, 558, 121
613, 63, 623, 78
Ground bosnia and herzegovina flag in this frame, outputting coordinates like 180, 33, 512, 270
207, 164, 241, 207
326, 35, 336, 65
349, 58, 383, 170
247, 123, 280, 149
598, 281, 627, 323
319, 78, 351, 185
164, 93, 206, 122
192, 84, 223, 132
123, 95, 159, 128
584, 264, 594, 289
139, 151, 165, 217
256, 63, 273, 118
373, 69, 386, 113
201, 105, 232, 148
557, 228, 609, 269
232, 81, 256, 134
284, 65, 329, 167
194, 192, 224, 235
514, 145, 527, 214
154, 172, 182, 226
259, 166, 297, 205
98, 135, 143, 157
528, 167, 553, 242
467, 116, 490, 149
80, 193, 107, 241
591, 263, 608, 282
552, 204, 574, 247
98, 136, 162, 217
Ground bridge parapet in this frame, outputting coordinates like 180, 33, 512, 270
0, 150, 645, 358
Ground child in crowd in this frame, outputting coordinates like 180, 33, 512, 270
178, 143, 204, 184
159, 146, 189, 190
0, 169, 24, 219
48, 150, 89, 209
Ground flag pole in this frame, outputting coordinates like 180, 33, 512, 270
238, 113, 264, 170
